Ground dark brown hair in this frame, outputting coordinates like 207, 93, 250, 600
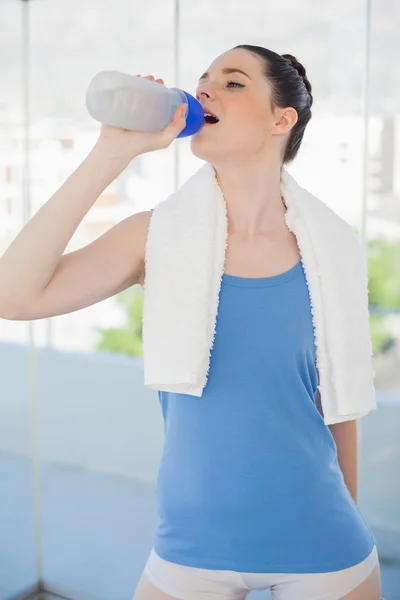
234, 45, 313, 164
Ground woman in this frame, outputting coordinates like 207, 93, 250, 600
0, 46, 382, 600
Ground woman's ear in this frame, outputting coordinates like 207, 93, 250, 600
271, 107, 298, 137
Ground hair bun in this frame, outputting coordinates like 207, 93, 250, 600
282, 53, 312, 97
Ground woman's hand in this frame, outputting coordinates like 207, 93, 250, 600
96, 75, 187, 162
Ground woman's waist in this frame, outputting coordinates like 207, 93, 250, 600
155, 477, 371, 544
160, 428, 339, 483
156, 457, 347, 518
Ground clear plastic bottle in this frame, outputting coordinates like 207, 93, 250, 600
86, 70, 205, 138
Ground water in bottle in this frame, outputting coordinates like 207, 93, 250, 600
86, 70, 205, 138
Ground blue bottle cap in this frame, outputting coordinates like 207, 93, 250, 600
176, 91, 205, 138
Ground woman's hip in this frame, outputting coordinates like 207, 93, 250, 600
139, 545, 380, 600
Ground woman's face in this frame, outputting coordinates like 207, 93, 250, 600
191, 48, 282, 164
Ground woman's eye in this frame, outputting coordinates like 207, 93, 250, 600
226, 81, 245, 88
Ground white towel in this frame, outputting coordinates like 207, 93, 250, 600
142, 162, 377, 425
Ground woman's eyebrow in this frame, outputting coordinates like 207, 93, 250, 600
198, 68, 252, 82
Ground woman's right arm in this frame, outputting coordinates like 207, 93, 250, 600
0, 143, 148, 321
0, 79, 187, 321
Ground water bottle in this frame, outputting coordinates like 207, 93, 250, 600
86, 70, 205, 138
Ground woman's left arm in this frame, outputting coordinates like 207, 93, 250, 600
329, 419, 358, 504
315, 388, 358, 504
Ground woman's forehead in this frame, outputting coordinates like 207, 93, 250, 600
203, 49, 261, 77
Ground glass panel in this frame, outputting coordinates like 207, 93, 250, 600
0, 1, 39, 598
29, 0, 174, 597
5, 0, 396, 598
359, 1, 400, 597
30, 0, 176, 354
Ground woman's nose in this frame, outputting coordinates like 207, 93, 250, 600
196, 91, 209, 102
196, 83, 216, 102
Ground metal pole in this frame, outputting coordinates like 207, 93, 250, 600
361, 0, 372, 248
173, 0, 180, 191
21, 0, 45, 586
358, 0, 373, 483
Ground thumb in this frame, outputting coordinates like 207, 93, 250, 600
165, 104, 188, 138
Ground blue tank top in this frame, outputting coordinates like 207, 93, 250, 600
153, 259, 376, 573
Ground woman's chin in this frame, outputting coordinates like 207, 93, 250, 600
190, 132, 224, 162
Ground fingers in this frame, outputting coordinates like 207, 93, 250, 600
145, 75, 164, 85
133, 77, 186, 129
127, 76, 186, 149
135, 74, 165, 85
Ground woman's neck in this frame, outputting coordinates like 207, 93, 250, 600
214, 161, 286, 237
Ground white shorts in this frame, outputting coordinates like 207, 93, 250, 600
144, 545, 379, 600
